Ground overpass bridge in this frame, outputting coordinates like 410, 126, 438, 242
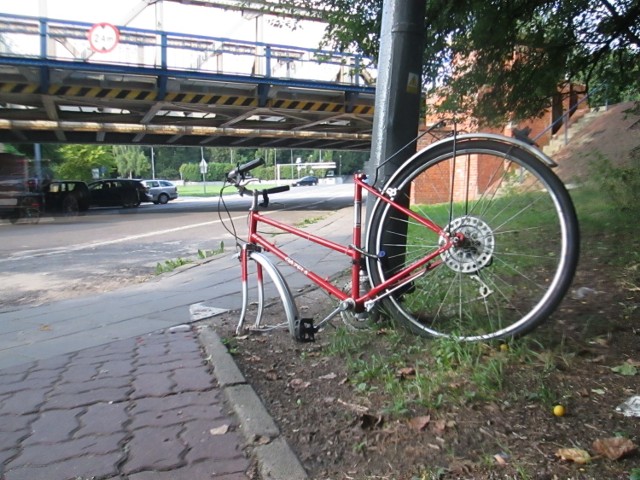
0, 12, 376, 150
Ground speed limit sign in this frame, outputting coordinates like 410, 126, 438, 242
88, 23, 120, 53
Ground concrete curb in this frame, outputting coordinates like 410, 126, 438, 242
198, 326, 308, 480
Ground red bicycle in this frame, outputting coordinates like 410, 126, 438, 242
221, 132, 579, 342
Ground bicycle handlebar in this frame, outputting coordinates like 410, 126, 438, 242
263, 185, 290, 195
227, 157, 265, 180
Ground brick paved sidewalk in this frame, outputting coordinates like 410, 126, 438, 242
0, 328, 250, 480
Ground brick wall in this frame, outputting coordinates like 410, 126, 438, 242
410, 83, 588, 205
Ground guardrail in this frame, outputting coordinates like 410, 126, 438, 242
0, 12, 375, 90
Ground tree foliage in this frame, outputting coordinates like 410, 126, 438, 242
269, 0, 640, 123
112, 145, 150, 178
54, 144, 114, 182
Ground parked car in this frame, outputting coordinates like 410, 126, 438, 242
88, 179, 151, 208
43, 180, 90, 216
292, 175, 319, 186
140, 179, 178, 204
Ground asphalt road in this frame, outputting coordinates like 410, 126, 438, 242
0, 183, 355, 309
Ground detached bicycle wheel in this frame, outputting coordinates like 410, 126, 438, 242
366, 136, 579, 341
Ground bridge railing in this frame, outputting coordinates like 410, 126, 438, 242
0, 12, 376, 88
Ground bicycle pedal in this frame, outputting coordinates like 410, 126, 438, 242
296, 318, 317, 342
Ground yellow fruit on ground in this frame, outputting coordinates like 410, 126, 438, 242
553, 405, 566, 417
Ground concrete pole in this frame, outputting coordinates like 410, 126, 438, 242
366, 0, 426, 190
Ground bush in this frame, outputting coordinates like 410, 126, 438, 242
590, 149, 640, 210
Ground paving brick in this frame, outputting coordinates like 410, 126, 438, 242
129, 390, 223, 414
93, 359, 135, 378
57, 363, 101, 384
121, 425, 186, 473
0, 446, 17, 464
130, 371, 174, 398
7, 433, 123, 468
74, 338, 138, 361
45, 387, 129, 409
127, 458, 251, 479
0, 372, 27, 387
128, 402, 225, 430
63, 375, 133, 393
32, 354, 74, 372
75, 403, 129, 437
22, 407, 85, 445
0, 376, 58, 396
135, 357, 205, 375
4, 451, 122, 480
172, 366, 215, 392
0, 389, 48, 414
134, 342, 168, 360
181, 421, 246, 464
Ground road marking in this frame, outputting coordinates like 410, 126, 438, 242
0, 215, 246, 263
1, 190, 352, 263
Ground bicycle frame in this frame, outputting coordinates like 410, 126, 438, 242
238, 173, 457, 333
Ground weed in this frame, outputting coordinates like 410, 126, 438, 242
155, 257, 192, 274
198, 241, 224, 259
295, 215, 325, 227
589, 150, 640, 210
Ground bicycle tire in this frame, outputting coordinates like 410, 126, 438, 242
366, 135, 579, 341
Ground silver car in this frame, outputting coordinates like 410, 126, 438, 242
141, 179, 178, 204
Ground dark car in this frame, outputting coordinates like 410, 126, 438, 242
292, 175, 319, 186
88, 179, 151, 208
43, 180, 90, 216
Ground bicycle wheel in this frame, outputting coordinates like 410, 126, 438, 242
366, 135, 579, 341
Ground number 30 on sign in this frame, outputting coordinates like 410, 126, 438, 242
88, 23, 120, 53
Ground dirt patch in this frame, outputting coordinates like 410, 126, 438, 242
208, 261, 639, 479
554, 101, 640, 183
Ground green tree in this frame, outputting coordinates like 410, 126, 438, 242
270, 0, 640, 124
112, 145, 150, 178
55, 144, 114, 182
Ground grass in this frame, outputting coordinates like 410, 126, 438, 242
321, 155, 640, 418
178, 183, 279, 197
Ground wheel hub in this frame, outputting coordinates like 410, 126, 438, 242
439, 216, 495, 273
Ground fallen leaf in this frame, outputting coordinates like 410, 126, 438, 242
210, 424, 229, 435
408, 415, 431, 431
591, 388, 606, 395
592, 437, 637, 460
265, 370, 279, 381
252, 435, 271, 445
318, 372, 337, 380
556, 447, 591, 464
289, 378, 311, 389
38, 324, 51, 331
610, 363, 638, 376
396, 367, 416, 379
494, 453, 508, 465
432, 419, 447, 434
337, 398, 369, 413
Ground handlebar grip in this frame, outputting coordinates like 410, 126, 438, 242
264, 185, 290, 195
227, 157, 265, 179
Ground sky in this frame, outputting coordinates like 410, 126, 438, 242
0, 0, 328, 48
